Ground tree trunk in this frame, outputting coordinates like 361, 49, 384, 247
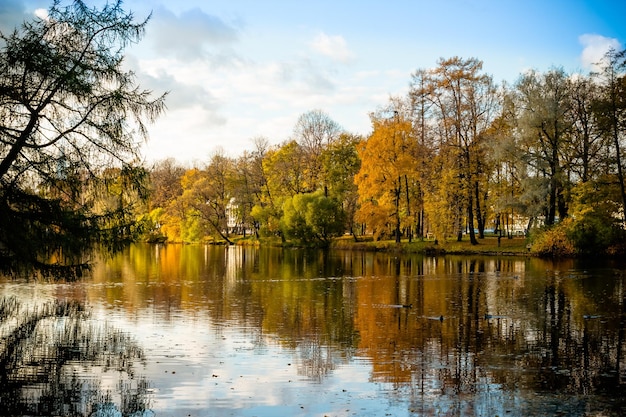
612, 115, 626, 224
467, 194, 479, 245
475, 180, 485, 239
395, 179, 402, 243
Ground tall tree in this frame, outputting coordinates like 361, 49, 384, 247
409, 69, 437, 239
593, 49, 626, 226
232, 151, 259, 237
482, 88, 526, 235
515, 68, 572, 226
355, 101, 418, 242
320, 133, 362, 239
569, 75, 606, 183
179, 151, 235, 244
292, 109, 343, 194
0, 1, 166, 275
148, 158, 186, 210
264, 140, 306, 198
245, 137, 275, 237
416, 57, 498, 243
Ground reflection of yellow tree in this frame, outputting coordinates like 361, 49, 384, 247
348, 254, 622, 399
88, 245, 626, 405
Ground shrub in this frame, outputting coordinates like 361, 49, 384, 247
530, 223, 577, 257
566, 211, 622, 255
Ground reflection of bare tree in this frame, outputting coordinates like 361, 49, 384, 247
0, 296, 152, 416
295, 337, 337, 381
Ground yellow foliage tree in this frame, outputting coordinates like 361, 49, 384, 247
354, 107, 420, 242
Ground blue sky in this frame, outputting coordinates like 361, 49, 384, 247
4, 0, 626, 164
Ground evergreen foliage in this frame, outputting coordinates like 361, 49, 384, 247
0, 1, 166, 276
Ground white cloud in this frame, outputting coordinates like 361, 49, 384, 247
309, 32, 356, 64
148, 6, 241, 65
34, 8, 48, 20
579, 34, 622, 71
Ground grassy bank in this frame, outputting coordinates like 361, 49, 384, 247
331, 235, 530, 256
228, 234, 531, 255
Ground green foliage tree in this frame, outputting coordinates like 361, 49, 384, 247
0, 0, 165, 275
281, 190, 345, 246
320, 133, 361, 238
264, 140, 306, 198
178, 152, 235, 244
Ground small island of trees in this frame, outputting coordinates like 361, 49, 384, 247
1, 1, 625, 277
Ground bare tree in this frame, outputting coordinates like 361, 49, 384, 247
292, 109, 343, 194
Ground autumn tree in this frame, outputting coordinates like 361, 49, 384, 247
414, 57, 498, 243
568, 75, 607, 183
231, 151, 260, 237
243, 137, 281, 238
355, 100, 419, 242
481, 89, 525, 235
140, 158, 186, 242
148, 158, 186, 210
0, 1, 166, 275
408, 69, 437, 238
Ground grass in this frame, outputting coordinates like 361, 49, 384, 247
331, 234, 530, 255
202, 233, 531, 256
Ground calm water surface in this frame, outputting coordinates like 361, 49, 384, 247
1, 244, 626, 416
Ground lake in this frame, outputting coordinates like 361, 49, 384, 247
1, 243, 625, 416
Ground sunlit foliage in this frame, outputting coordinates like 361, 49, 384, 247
0, 0, 166, 275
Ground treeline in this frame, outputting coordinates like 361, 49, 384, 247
3, 1, 623, 276
136, 54, 626, 256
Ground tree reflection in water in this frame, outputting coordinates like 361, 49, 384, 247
5, 245, 624, 416
0, 296, 152, 417
351, 257, 626, 416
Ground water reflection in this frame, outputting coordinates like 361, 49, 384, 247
1, 244, 626, 416
0, 296, 151, 416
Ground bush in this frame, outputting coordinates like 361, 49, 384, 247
530, 224, 577, 257
566, 212, 621, 255
565, 180, 625, 256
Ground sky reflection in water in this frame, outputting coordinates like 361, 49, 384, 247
1, 244, 626, 416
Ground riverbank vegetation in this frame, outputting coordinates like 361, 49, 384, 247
1, 2, 626, 277
138, 54, 626, 258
